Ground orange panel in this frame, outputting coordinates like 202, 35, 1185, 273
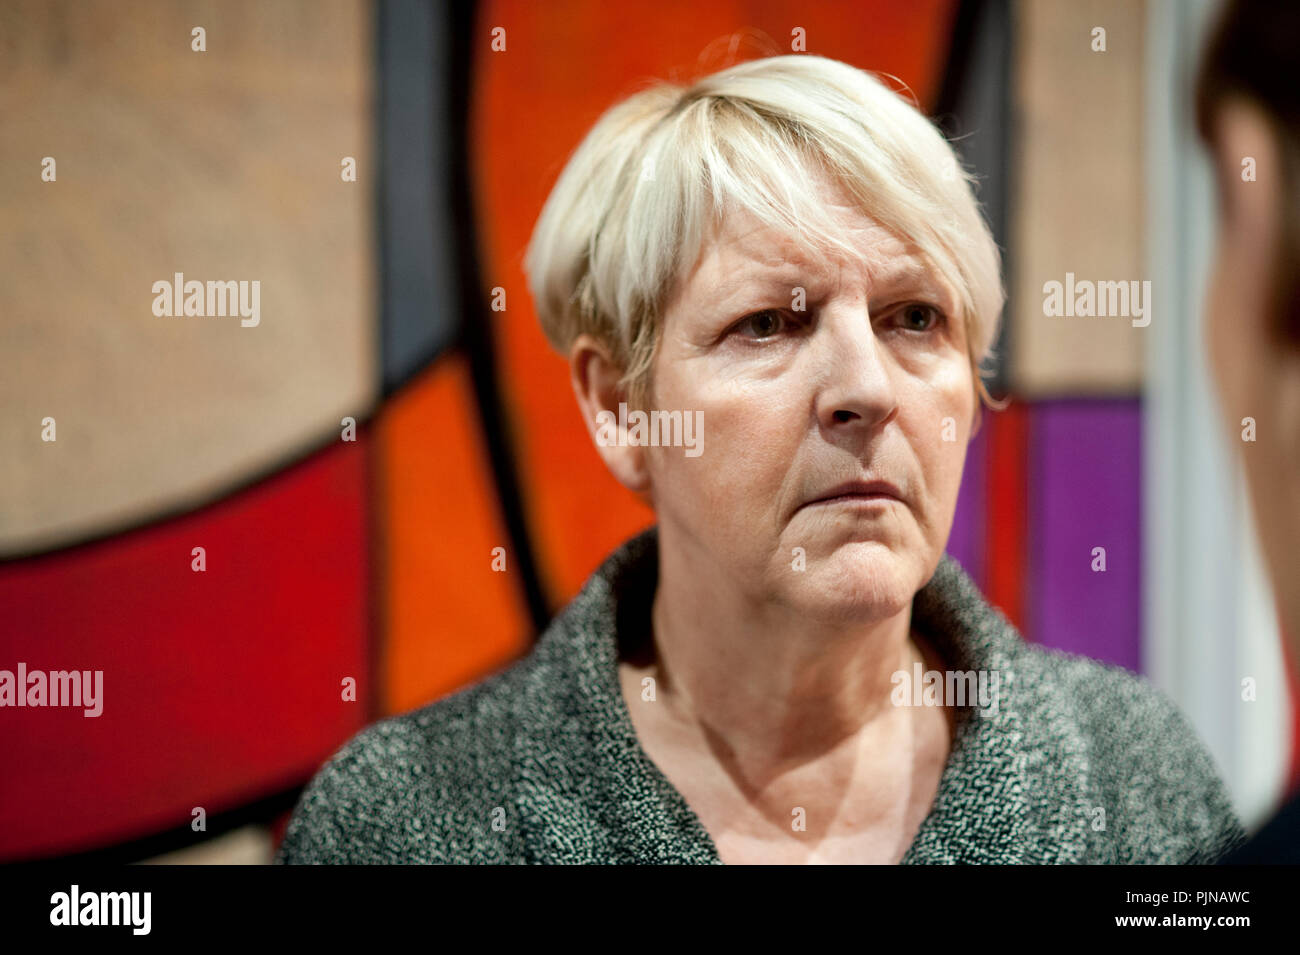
376, 354, 532, 714
472, 0, 958, 605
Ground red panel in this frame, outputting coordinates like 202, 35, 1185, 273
472, 0, 959, 605
985, 401, 1029, 633
0, 440, 369, 860
376, 355, 532, 715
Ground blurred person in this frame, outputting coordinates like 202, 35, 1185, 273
277, 53, 1243, 864
1195, 0, 1300, 865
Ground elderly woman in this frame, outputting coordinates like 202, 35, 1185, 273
278, 54, 1243, 864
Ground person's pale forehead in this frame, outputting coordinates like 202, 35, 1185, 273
689, 209, 947, 302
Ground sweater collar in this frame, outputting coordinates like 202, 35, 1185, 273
513, 525, 1082, 863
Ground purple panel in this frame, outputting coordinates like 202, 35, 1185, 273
1028, 399, 1142, 672
946, 417, 988, 590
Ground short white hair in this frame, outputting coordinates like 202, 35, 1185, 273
523, 53, 1005, 408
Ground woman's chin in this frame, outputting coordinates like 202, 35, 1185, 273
782, 542, 922, 622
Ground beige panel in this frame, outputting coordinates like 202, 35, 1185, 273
138, 824, 273, 864
1010, 0, 1146, 396
0, 0, 376, 555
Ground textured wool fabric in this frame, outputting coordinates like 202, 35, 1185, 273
276, 526, 1246, 864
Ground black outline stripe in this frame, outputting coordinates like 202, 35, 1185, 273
5, 785, 304, 865
442, 0, 550, 634
932, 0, 1014, 402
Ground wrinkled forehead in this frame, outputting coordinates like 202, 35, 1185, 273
710, 203, 908, 267
675, 196, 952, 308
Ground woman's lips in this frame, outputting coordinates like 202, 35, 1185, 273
800, 480, 905, 511
805, 492, 898, 507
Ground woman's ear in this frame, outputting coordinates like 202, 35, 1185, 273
569, 333, 652, 494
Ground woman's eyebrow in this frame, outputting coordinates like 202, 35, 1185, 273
866, 259, 958, 305
706, 246, 949, 309
864, 256, 934, 288
708, 260, 809, 304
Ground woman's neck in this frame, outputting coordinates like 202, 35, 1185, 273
642, 530, 941, 779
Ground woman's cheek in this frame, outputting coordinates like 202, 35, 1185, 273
910, 358, 973, 441
1205, 237, 1253, 425
915, 365, 974, 516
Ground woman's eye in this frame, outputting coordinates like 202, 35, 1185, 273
734, 309, 789, 339
894, 304, 943, 332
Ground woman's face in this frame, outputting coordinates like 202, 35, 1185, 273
1205, 98, 1300, 651
641, 172, 975, 623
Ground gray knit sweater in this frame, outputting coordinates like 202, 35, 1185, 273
276, 527, 1245, 864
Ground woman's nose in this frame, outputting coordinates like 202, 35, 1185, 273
812, 311, 899, 433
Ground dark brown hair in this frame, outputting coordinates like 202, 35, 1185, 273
1195, 0, 1300, 346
